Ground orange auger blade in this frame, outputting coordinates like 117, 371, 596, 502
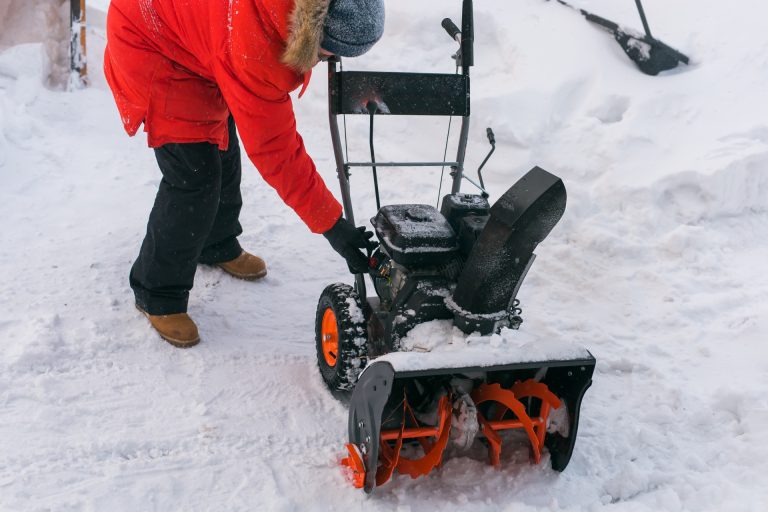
471, 380, 561, 465
373, 394, 453, 487
395, 395, 452, 479
511, 380, 562, 462
376, 405, 405, 487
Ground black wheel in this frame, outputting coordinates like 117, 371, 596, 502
315, 283, 369, 392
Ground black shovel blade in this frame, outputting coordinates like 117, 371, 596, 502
614, 29, 690, 76
581, 11, 689, 76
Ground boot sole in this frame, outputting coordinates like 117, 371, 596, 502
217, 266, 268, 281
135, 306, 201, 348
157, 332, 200, 349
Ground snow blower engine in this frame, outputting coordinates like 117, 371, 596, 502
315, 0, 596, 493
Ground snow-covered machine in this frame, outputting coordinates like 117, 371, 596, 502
315, 0, 596, 493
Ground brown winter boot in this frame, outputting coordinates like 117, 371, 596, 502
217, 251, 267, 280
137, 307, 201, 348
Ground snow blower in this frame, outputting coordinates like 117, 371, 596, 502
315, 0, 596, 493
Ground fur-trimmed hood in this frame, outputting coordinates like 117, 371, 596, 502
282, 0, 331, 73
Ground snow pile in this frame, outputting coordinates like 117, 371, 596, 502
1, 0, 768, 511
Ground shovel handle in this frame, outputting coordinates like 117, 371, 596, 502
634, 0, 653, 38
582, 11, 619, 33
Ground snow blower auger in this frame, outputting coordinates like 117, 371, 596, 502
315, 0, 596, 493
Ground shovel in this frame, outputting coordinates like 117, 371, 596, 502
554, 0, 689, 75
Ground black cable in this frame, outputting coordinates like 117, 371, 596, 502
367, 102, 381, 211
436, 64, 460, 208
436, 116, 453, 208
340, 59, 349, 162
343, 113, 350, 163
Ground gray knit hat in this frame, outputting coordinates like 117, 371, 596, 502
321, 0, 386, 57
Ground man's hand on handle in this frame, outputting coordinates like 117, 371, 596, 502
323, 217, 377, 274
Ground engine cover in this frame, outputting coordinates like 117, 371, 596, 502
371, 205, 458, 266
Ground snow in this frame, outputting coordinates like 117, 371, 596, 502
623, 31, 653, 61
2, 0, 768, 510
344, 297, 365, 324
377, 320, 592, 372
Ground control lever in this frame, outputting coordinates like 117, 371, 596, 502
476, 127, 496, 197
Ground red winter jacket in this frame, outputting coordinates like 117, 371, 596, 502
104, 0, 342, 233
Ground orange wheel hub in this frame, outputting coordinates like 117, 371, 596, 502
321, 308, 339, 367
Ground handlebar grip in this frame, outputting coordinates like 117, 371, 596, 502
486, 127, 496, 145
461, 0, 474, 67
441, 18, 462, 42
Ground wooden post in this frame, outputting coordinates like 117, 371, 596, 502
70, 0, 88, 87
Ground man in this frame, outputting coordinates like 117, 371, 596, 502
104, 0, 384, 347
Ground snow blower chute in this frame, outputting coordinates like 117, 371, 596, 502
315, 0, 596, 493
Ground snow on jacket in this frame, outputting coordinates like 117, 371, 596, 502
104, 0, 342, 234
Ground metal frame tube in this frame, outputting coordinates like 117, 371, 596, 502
452, 0, 474, 195
451, 115, 471, 194
328, 60, 366, 296
328, 61, 356, 225
346, 161, 460, 168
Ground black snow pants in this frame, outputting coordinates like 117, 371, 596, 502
131, 116, 244, 315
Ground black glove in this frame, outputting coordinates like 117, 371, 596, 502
323, 217, 377, 274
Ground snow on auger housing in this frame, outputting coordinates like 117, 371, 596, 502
314, 0, 596, 493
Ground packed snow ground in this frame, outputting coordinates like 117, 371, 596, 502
1, 1, 768, 510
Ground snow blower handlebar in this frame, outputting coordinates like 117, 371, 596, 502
461, 0, 474, 69
441, 0, 474, 72
441, 18, 462, 44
